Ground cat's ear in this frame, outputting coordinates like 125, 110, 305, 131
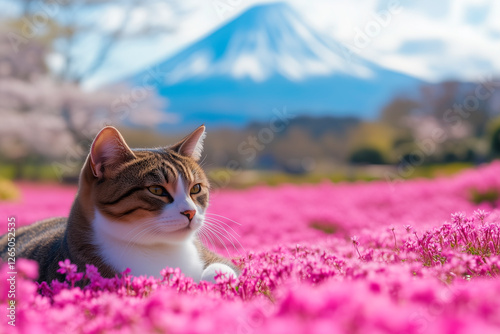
90, 126, 136, 178
170, 125, 206, 161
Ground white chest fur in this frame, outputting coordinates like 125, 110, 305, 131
92, 210, 205, 282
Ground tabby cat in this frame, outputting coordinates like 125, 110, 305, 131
0, 125, 238, 284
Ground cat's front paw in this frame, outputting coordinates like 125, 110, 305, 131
201, 263, 237, 283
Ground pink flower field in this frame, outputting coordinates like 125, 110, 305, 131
2, 162, 500, 333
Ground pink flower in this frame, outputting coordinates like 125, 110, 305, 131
85, 264, 101, 281
403, 225, 413, 233
474, 209, 489, 223
350, 236, 359, 246
57, 259, 77, 275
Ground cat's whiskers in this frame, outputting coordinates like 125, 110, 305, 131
123, 216, 189, 242
200, 162, 215, 170
119, 216, 184, 245
196, 229, 217, 252
201, 224, 232, 256
204, 217, 242, 238
198, 155, 216, 171
205, 213, 242, 225
202, 221, 244, 255
203, 220, 244, 252
118, 214, 204, 260
198, 154, 208, 167
203, 215, 245, 253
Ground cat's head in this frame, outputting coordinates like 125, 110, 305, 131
82, 125, 209, 245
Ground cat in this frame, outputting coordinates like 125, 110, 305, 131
0, 125, 238, 284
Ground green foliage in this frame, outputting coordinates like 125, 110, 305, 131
0, 164, 62, 181
349, 147, 385, 165
0, 178, 20, 201
491, 127, 500, 158
410, 162, 473, 178
470, 188, 499, 205
309, 221, 343, 234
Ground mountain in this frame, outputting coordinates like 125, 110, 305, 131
126, 2, 425, 130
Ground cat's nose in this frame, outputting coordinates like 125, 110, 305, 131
181, 210, 196, 221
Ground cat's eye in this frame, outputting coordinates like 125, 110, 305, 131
190, 183, 202, 195
148, 185, 169, 197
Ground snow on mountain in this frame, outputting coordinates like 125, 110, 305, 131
127, 2, 425, 129
163, 3, 373, 84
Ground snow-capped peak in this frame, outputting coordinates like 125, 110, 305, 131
161, 2, 373, 84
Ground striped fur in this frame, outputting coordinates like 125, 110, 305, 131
0, 126, 238, 284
